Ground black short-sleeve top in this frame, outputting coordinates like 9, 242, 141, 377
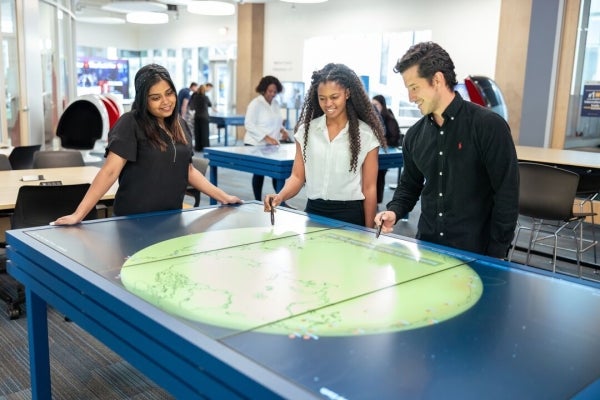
106, 112, 193, 216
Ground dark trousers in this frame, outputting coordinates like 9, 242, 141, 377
194, 117, 210, 151
245, 144, 280, 200
376, 169, 387, 204
305, 198, 364, 226
252, 175, 280, 201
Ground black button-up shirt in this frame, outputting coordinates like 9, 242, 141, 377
387, 93, 519, 257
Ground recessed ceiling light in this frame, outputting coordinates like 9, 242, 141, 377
126, 11, 169, 24
187, 1, 235, 16
102, 1, 168, 14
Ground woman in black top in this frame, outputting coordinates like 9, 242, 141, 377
372, 94, 402, 204
189, 84, 212, 151
53, 64, 241, 224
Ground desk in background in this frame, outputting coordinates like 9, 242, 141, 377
0, 166, 117, 211
203, 144, 403, 205
208, 114, 245, 147
0, 145, 13, 157
6, 203, 600, 399
516, 145, 600, 169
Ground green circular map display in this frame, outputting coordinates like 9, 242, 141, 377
120, 227, 483, 338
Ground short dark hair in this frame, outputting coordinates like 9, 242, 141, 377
394, 42, 458, 89
255, 75, 283, 94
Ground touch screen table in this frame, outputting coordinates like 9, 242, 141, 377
6, 203, 600, 399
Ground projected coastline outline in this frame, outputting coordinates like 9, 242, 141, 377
120, 227, 482, 337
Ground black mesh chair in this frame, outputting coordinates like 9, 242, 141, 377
32, 150, 85, 169
508, 162, 597, 276
185, 157, 209, 207
8, 144, 41, 170
0, 184, 97, 319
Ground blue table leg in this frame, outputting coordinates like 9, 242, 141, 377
209, 165, 218, 205
27, 288, 51, 400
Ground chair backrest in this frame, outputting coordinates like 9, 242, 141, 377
32, 150, 85, 169
11, 183, 96, 229
0, 154, 11, 170
191, 156, 209, 175
518, 162, 579, 221
8, 144, 42, 170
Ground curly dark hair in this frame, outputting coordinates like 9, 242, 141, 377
394, 42, 458, 90
296, 63, 386, 173
255, 75, 283, 94
131, 64, 187, 151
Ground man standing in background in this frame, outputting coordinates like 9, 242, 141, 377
177, 81, 198, 118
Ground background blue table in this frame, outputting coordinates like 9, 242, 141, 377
208, 114, 245, 146
6, 203, 600, 399
203, 144, 403, 205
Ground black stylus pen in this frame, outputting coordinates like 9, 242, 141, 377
269, 197, 275, 226
375, 223, 382, 239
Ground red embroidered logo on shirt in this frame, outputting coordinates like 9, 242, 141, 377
458, 142, 462, 150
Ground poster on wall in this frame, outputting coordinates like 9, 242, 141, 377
581, 82, 600, 117
77, 57, 130, 100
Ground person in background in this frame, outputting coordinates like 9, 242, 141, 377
244, 75, 290, 200
52, 64, 241, 225
189, 84, 212, 152
372, 94, 402, 205
264, 63, 386, 227
177, 81, 197, 118
204, 82, 218, 114
374, 42, 519, 257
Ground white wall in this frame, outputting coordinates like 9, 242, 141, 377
76, 0, 501, 84
264, 0, 501, 83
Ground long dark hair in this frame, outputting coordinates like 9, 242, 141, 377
296, 63, 386, 173
131, 64, 187, 150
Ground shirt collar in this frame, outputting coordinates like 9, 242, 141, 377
427, 91, 465, 123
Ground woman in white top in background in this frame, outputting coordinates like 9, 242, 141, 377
244, 75, 291, 200
263, 63, 386, 227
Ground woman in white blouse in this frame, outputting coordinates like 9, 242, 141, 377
244, 75, 290, 200
263, 63, 386, 227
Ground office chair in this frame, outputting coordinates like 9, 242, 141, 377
572, 167, 600, 263
185, 157, 209, 207
0, 184, 97, 319
0, 154, 11, 170
8, 144, 42, 170
508, 162, 597, 276
32, 150, 85, 168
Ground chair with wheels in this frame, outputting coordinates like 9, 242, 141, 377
8, 144, 42, 170
32, 150, 85, 168
0, 184, 97, 319
508, 162, 597, 276
185, 157, 209, 207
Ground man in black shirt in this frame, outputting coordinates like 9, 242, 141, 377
374, 42, 519, 258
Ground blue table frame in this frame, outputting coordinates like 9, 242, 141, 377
203, 144, 403, 205
6, 203, 600, 399
208, 114, 245, 146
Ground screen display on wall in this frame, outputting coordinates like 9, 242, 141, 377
77, 57, 130, 99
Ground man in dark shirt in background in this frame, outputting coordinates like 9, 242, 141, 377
374, 42, 519, 258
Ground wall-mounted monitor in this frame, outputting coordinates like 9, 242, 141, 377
76, 57, 130, 100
